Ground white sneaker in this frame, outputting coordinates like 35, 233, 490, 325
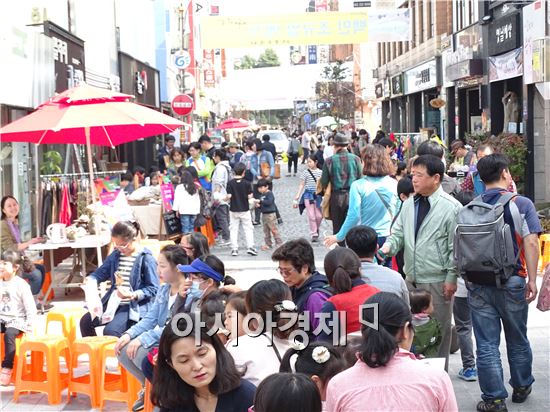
247, 247, 258, 256
231, 249, 239, 256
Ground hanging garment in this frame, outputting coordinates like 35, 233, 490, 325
59, 184, 72, 225
41, 185, 53, 235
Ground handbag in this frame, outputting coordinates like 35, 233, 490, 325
260, 162, 271, 178
320, 182, 331, 219
274, 163, 281, 179
537, 263, 550, 312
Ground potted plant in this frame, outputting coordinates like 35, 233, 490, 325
40, 150, 63, 175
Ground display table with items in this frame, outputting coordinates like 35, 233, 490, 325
29, 233, 111, 299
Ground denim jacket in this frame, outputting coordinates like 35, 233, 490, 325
90, 248, 159, 323
125, 283, 173, 348
258, 150, 275, 177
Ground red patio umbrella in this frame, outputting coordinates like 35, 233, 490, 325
217, 117, 249, 129
0, 83, 187, 199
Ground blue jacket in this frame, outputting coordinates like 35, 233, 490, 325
125, 283, 173, 348
336, 176, 399, 241
90, 248, 159, 323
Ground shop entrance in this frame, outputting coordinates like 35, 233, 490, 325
490, 76, 522, 136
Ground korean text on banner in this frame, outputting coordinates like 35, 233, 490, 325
199, 12, 369, 49
160, 183, 174, 212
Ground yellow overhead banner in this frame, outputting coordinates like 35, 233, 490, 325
199, 12, 369, 49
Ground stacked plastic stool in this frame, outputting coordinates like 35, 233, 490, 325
99, 341, 141, 410
68, 335, 118, 408
13, 335, 71, 404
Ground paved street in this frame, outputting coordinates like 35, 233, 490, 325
211, 162, 333, 262
1, 164, 549, 411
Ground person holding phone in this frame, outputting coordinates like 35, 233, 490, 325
114, 245, 189, 412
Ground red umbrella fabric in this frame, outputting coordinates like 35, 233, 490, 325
0, 83, 186, 146
217, 118, 249, 130
0, 83, 187, 200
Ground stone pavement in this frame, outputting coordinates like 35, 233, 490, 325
211, 162, 333, 261
1, 163, 549, 411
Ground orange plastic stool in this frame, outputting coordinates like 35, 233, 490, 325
99, 342, 142, 410
0, 332, 24, 384
68, 336, 118, 408
540, 234, 550, 270
46, 307, 86, 345
13, 336, 71, 404
143, 380, 154, 412
41, 271, 55, 301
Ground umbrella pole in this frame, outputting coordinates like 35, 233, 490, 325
85, 126, 97, 202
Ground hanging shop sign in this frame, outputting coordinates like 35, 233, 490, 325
404, 60, 438, 94
489, 47, 523, 82
391, 74, 403, 96
523, 0, 546, 84
531, 38, 550, 83
43, 21, 86, 93
446, 60, 483, 82
174, 50, 191, 69
375, 82, 383, 99
119, 52, 160, 108
488, 12, 521, 56
203, 49, 216, 87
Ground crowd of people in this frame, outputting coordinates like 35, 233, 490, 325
0, 124, 545, 412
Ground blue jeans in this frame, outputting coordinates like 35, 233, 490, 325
180, 214, 196, 234
79, 304, 135, 338
468, 275, 534, 401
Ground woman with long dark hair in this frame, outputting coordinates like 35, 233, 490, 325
152, 315, 255, 412
325, 292, 458, 411
226, 279, 296, 386
180, 232, 210, 260
114, 245, 188, 411
1, 196, 45, 301
173, 170, 201, 235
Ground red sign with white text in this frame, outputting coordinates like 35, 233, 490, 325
171, 94, 194, 116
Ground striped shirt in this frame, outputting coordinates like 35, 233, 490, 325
300, 168, 322, 193
116, 254, 138, 290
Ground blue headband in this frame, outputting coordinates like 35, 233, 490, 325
177, 258, 224, 282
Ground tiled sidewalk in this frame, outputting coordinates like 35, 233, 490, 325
1, 268, 549, 411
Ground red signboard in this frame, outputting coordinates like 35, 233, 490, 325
171, 94, 194, 116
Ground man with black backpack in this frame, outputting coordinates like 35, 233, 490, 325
454, 154, 540, 412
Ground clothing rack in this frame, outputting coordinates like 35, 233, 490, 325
40, 170, 127, 179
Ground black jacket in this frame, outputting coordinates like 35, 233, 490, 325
262, 141, 277, 159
